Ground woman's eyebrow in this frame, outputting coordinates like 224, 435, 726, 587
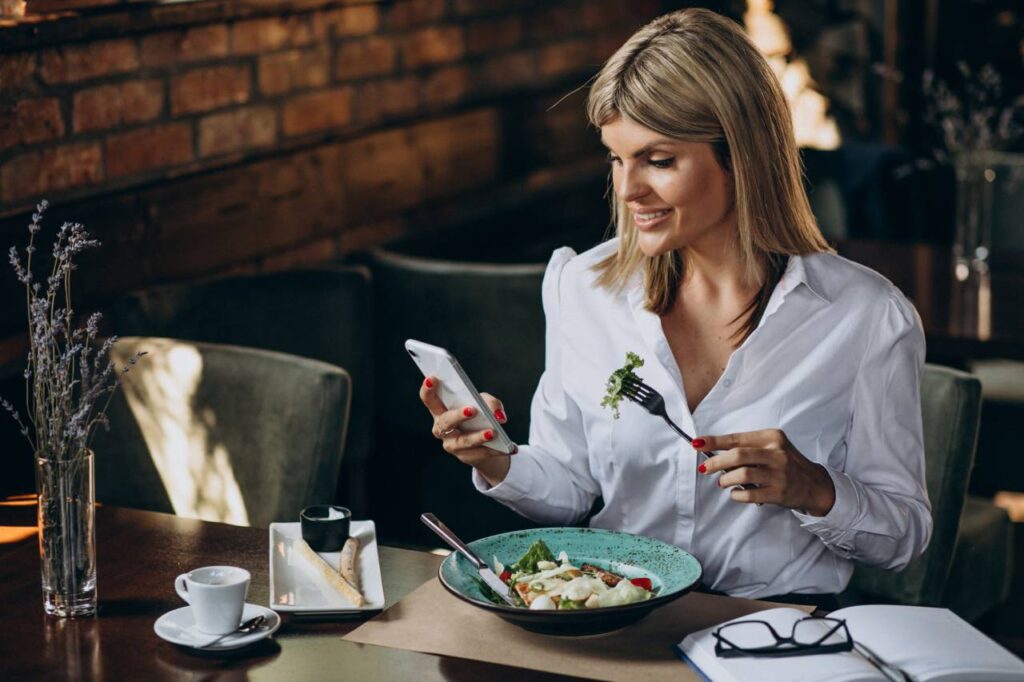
600, 139, 679, 158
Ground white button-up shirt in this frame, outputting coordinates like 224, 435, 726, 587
474, 239, 932, 599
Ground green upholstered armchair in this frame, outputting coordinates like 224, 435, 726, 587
367, 248, 548, 545
845, 364, 1013, 621
105, 267, 373, 518
93, 338, 351, 528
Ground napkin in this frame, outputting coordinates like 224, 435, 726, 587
343, 578, 812, 682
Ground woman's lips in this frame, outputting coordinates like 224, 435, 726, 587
633, 208, 672, 230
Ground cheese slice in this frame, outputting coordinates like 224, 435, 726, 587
294, 537, 364, 607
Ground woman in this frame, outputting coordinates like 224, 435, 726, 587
419, 8, 931, 605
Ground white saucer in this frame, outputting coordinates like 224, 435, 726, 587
154, 603, 281, 651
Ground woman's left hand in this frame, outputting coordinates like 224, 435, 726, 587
694, 429, 836, 516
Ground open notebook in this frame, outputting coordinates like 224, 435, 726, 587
677, 605, 1024, 682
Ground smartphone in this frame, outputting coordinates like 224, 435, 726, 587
405, 339, 517, 455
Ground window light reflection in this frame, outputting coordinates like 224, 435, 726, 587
116, 339, 249, 526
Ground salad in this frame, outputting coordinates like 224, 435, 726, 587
601, 351, 645, 419
482, 540, 656, 610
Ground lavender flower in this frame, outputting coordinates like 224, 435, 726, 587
922, 62, 1024, 162
3, 201, 144, 462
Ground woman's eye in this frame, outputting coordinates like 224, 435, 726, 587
605, 153, 621, 165
648, 157, 674, 168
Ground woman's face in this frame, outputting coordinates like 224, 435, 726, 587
601, 116, 735, 258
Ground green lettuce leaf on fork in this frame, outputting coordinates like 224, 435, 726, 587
601, 351, 644, 419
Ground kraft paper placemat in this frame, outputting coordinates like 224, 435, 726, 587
343, 578, 813, 682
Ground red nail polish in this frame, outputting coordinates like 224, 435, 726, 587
698, 463, 707, 474
424, 378, 433, 388
692, 438, 705, 448
495, 409, 507, 422
484, 430, 494, 441
463, 407, 474, 417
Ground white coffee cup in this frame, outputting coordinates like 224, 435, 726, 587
174, 566, 250, 635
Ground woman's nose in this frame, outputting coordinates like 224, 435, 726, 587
614, 165, 648, 202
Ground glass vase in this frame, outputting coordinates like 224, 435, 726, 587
950, 152, 994, 339
36, 450, 97, 617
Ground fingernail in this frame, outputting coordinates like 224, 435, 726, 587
424, 378, 433, 388
511, 445, 519, 454
692, 438, 705, 448
698, 463, 707, 474
463, 406, 475, 417
495, 409, 507, 422
484, 430, 494, 441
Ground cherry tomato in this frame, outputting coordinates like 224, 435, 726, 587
499, 570, 511, 583
630, 577, 652, 591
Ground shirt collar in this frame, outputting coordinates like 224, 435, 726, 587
783, 254, 831, 304
624, 254, 832, 307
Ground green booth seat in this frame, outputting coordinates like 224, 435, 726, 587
366, 248, 550, 546
844, 364, 1013, 621
105, 266, 373, 518
94, 337, 351, 528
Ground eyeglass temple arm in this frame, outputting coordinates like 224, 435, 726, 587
853, 642, 913, 682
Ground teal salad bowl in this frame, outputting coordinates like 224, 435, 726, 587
438, 527, 702, 635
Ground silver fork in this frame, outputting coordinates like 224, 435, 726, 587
619, 374, 756, 493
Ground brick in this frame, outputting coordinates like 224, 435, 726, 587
171, 65, 250, 115
453, 0, 528, 17
261, 234, 338, 271
198, 105, 277, 157
39, 39, 139, 84
337, 219, 404, 254
232, 16, 316, 55
465, 17, 522, 56
140, 25, 229, 67
316, 5, 379, 37
73, 79, 163, 133
356, 77, 420, 125
385, 0, 445, 30
281, 87, 353, 137
422, 66, 470, 109
416, 111, 499, 201
105, 123, 193, 178
1, 142, 102, 203
402, 26, 464, 69
339, 130, 424, 219
581, 3, 633, 32
590, 32, 628, 64
257, 160, 304, 199
539, 41, 590, 78
0, 106, 18, 151
527, 6, 579, 42
259, 47, 330, 96
334, 37, 397, 81
478, 50, 535, 90
0, 52, 35, 95
17, 98, 64, 144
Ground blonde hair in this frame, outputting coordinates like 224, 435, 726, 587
587, 8, 831, 341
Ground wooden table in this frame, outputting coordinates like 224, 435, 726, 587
0, 503, 591, 681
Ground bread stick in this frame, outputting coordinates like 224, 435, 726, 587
294, 537, 364, 607
339, 537, 360, 590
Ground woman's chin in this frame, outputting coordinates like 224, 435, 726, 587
637, 234, 679, 259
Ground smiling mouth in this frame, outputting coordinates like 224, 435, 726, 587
634, 209, 671, 221
632, 209, 672, 229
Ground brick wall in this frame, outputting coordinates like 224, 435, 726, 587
0, 0, 674, 341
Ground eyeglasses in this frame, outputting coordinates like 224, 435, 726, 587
713, 616, 852, 658
713, 617, 912, 681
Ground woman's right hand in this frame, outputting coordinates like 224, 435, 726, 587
419, 376, 514, 487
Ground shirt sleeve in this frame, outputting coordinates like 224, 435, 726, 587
471, 247, 602, 525
792, 291, 933, 570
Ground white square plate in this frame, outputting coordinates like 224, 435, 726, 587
269, 520, 385, 614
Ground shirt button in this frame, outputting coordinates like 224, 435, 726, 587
723, 378, 733, 388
